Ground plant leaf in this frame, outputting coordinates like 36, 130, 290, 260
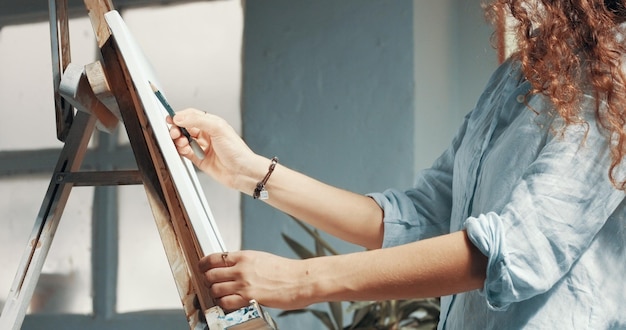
308, 309, 338, 330
347, 305, 371, 330
345, 301, 377, 313
281, 233, 316, 259
328, 301, 344, 330
278, 309, 337, 330
314, 229, 326, 256
277, 309, 311, 317
289, 216, 340, 255
281, 216, 441, 329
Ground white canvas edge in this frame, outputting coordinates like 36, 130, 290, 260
104, 10, 227, 254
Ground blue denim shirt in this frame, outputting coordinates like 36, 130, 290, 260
368, 59, 626, 329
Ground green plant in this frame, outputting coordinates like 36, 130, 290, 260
279, 217, 440, 330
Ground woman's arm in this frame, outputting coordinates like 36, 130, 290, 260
243, 154, 384, 249
168, 108, 384, 249
201, 230, 488, 311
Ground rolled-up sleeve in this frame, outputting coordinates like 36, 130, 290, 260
368, 112, 473, 248
465, 117, 626, 310
368, 182, 450, 248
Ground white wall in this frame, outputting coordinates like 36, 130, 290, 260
413, 0, 457, 171
413, 0, 498, 173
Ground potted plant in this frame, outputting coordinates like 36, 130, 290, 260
280, 217, 440, 330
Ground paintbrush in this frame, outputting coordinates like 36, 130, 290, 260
150, 82, 205, 160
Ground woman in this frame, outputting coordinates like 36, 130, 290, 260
168, 0, 626, 328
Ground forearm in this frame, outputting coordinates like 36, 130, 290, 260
299, 230, 487, 304
235, 154, 384, 249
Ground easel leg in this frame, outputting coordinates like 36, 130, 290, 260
0, 112, 96, 330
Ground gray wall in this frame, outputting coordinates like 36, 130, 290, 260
242, 0, 414, 327
242, 0, 497, 328
242, 0, 415, 232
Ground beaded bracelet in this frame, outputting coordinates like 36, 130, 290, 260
253, 157, 279, 200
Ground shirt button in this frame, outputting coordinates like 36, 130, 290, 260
516, 94, 525, 103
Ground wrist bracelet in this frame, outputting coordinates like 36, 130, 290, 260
253, 157, 279, 200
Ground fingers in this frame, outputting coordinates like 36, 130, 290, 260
169, 131, 194, 158
203, 264, 235, 292
199, 252, 251, 312
211, 283, 250, 312
167, 119, 206, 161
199, 251, 234, 272
214, 295, 249, 312
172, 108, 235, 139
170, 108, 203, 128
199, 251, 306, 311
199, 252, 238, 287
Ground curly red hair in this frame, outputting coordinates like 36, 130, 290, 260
486, 0, 626, 189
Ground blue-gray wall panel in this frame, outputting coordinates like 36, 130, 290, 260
242, 1, 415, 327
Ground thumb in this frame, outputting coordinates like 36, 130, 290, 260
174, 108, 233, 138
172, 107, 205, 125
171, 110, 194, 127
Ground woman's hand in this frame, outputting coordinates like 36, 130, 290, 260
199, 231, 487, 313
199, 251, 312, 312
167, 108, 257, 190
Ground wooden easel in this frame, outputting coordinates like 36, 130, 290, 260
0, 0, 275, 329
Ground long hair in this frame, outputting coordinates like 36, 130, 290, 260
486, 0, 626, 189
